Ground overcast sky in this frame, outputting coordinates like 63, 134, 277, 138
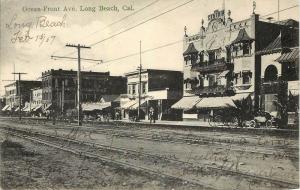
0, 0, 299, 95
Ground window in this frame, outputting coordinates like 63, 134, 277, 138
127, 85, 131, 94
208, 51, 215, 64
132, 84, 136, 94
208, 75, 216, 86
142, 82, 147, 94
264, 65, 278, 82
199, 77, 204, 88
242, 72, 252, 84
199, 52, 204, 63
243, 43, 250, 55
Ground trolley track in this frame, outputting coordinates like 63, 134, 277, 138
0, 118, 298, 160
1, 126, 299, 190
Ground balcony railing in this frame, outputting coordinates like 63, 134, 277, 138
191, 58, 232, 73
186, 85, 234, 96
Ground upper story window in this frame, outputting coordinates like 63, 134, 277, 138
199, 51, 204, 63
229, 28, 254, 58
142, 82, 147, 94
208, 51, 216, 64
242, 43, 251, 55
132, 84, 136, 94
183, 43, 199, 66
242, 71, 252, 84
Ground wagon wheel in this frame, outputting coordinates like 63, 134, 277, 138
265, 120, 272, 128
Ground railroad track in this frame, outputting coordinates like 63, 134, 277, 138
1, 126, 299, 190
1, 127, 217, 190
1, 119, 298, 160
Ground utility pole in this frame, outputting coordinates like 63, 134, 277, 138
12, 72, 27, 120
66, 44, 91, 126
137, 40, 142, 121
277, 0, 280, 21
62, 80, 65, 113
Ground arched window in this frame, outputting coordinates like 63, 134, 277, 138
264, 65, 278, 82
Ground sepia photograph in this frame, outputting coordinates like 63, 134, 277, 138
0, 0, 299, 189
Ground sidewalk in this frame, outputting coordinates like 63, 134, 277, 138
121, 119, 214, 128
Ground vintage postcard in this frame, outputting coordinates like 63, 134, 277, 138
0, 0, 299, 189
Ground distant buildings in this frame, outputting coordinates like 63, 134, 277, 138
41, 69, 127, 113
121, 69, 183, 121
3, 80, 42, 111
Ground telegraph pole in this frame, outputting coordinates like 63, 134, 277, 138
137, 41, 142, 121
12, 72, 27, 120
66, 44, 91, 126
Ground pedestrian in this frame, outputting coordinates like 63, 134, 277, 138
149, 107, 155, 124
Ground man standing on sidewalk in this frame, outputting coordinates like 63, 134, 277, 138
149, 107, 155, 124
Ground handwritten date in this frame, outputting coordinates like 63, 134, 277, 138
11, 29, 56, 46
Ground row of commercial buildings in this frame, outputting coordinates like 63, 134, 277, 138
1, 9, 299, 126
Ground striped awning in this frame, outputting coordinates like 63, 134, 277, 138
171, 96, 201, 110
275, 48, 299, 63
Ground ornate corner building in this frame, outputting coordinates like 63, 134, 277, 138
174, 9, 299, 124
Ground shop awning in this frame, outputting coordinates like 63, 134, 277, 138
2, 105, 10, 111
218, 70, 230, 78
195, 96, 237, 109
130, 100, 147, 109
44, 104, 52, 111
288, 81, 299, 96
7, 106, 13, 111
171, 96, 201, 110
122, 100, 137, 109
33, 104, 43, 112
275, 48, 299, 63
22, 105, 32, 112
82, 102, 111, 111
231, 93, 251, 101
14, 107, 20, 112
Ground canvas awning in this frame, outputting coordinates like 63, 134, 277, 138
2, 105, 10, 111
122, 100, 138, 109
6, 105, 12, 111
44, 104, 52, 111
14, 107, 20, 112
288, 81, 299, 96
171, 96, 201, 110
22, 105, 31, 112
82, 102, 111, 111
33, 104, 43, 112
130, 100, 147, 109
275, 48, 299, 63
195, 96, 237, 109
231, 93, 251, 101
218, 70, 230, 78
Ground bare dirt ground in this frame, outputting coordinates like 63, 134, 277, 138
0, 118, 299, 190
0, 133, 199, 190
